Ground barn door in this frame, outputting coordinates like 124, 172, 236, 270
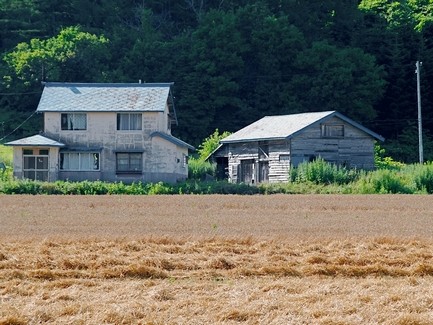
240, 159, 254, 184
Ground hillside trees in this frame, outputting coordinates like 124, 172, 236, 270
0, 0, 432, 161
358, 0, 433, 160
1, 26, 110, 139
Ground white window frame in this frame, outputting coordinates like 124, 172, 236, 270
117, 113, 142, 131
61, 113, 87, 130
23, 149, 49, 181
59, 152, 100, 171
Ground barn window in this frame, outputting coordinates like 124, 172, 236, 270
117, 113, 142, 130
279, 154, 290, 162
61, 113, 87, 130
321, 124, 344, 138
116, 152, 142, 173
60, 152, 100, 171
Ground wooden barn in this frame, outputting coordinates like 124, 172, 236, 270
210, 111, 384, 184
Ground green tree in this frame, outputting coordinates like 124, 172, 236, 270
4, 26, 110, 86
197, 129, 231, 161
174, 9, 247, 145
290, 41, 386, 121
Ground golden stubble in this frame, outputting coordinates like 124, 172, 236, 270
1, 194, 433, 324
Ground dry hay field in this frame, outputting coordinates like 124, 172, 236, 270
1, 194, 433, 325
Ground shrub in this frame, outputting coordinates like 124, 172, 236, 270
402, 162, 433, 193
374, 144, 405, 170
290, 158, 359, 185
188, 158, 216, 180
197, 129, 231, 161
353, 169, 414, 194
146, 182, 173, 195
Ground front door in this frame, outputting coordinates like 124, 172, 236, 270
23, 149, 49, 181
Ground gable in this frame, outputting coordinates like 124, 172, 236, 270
221, 111, 384, 143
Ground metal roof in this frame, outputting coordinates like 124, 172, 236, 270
36, 82, 174, 113
5, 134, 65, 147
220, 111, 384, 143
151, 132, 195, 150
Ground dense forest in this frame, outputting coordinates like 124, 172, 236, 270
0, 0, 433, 162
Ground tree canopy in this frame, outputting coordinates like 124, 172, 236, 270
1, 0, 433, 162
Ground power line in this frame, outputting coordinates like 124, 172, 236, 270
0, 111, 37, 142
0, 91, 42, 96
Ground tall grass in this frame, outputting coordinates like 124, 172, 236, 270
188, 158, 216, 180
0, 144, 13, 166
290, 158, 360, 185
352, 163, 433, 194
1, 154, 433, 194
0, 144, 13, 181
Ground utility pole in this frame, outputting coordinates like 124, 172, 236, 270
416, 61, 424, 164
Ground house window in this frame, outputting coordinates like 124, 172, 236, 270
116, 152, 142, 173
61, 113, 87, 130
23, 148, 49, 181
321, 124, 344, 138
60, 152, 100, 171
117, 113, 142, 130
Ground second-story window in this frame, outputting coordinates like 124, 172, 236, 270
117, 113, 142, 130
321, 124, 344, 138
61, 113, 87, 130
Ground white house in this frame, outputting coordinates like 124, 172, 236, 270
6, 82, 194, 183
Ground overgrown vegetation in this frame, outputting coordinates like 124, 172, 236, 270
2, 142, 433, 195
0, 144, 13, 182
1, 160, 433, 194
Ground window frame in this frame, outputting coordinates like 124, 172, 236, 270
115, 152, 143, 174
61, 113, 87, 131
116, 113, 142, 131
321, 124, 344, 138
22, 148, 49, 181
59, 152, 100, 171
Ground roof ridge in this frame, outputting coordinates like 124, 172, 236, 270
43, 82, 174, 88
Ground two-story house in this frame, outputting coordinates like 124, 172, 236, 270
6, 82, 194, 183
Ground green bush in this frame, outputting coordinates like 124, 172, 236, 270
1, 162, 433, 195
290, 158, 359, 185
402, 163, 433, 194
352, 169, 414, 194
374, 144, 405, 170
188, 158, 216, 180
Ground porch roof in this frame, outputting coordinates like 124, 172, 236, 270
4, 134, 65, 147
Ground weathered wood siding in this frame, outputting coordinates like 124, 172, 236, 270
227, 140, 291, 184
291, 117, 376, 169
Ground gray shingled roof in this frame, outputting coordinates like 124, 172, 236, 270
5, 134, 65, 147
36, 82, 174, 113
220, 111, 384, 143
